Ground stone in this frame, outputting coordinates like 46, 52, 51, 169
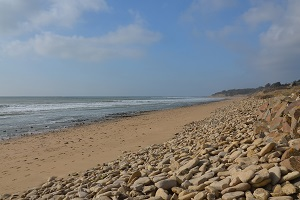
181, 180, 192, 189
134, 177, 152, 186
281, 156, 300, 171
253, 188, 269, 200
78, 191, 88, 198
229, 150, 242, 161
238, 170, 255, 183
178, 192, 197, 200
177, 157, 200, 175
193, 191, 207, 200
210, 177, 230, 191
288, 138, 300, 150
172, 187, 184, 195
269, 197, 293, 200
259, 142, 276, 157
235, 156, 259, 166
221, 183, 251, 195
269, 117, 283, 131
221, 191, 244, 200
189, 172, 214, 185
188, 183, 206, 191
128, 171, 142, 184
96, 196, 112, 200
250, 168, 269, 184
281, 182, 297, 195
269, 166, 281, 185
155, 179, 177, 190
245, 191, 255, 200
143, 185, 157, 193
281, 148, 300, 160
155, 188, 170, 200
229, 175, 241, 187
251, 178, 271, 188
281, 171, 300, 182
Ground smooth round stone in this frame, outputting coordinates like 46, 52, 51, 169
222, 191, 244, 200
253, 188, 269, 200
269, 166, 281, 185
155, 179, 177, 190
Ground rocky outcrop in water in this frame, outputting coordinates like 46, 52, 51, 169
1, 92, 300, 200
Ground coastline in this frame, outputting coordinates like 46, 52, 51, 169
0, 96, 222, 141
0, 98, 238, 194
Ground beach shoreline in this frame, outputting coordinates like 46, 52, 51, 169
0, 98, 239, 194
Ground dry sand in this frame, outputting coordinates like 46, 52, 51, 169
0, 99, 237, 194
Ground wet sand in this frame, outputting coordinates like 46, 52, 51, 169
0, 99, 237, 194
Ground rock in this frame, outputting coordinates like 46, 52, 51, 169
181, 180, 192, 189
78, 191, 88, 198
143, 185, 157, 194
288, 139, 300, 150
178, 192, 197, 200
269, 166, 281, 185
221, 183, 251, 195
259, 142, 276, 157
155, 179, 177, 190
193, 191, 207, 200
47, 176, 56, 182
96, 196, 112, 200
281, 182, 297, 195
281, 171, 300, 182
281, 148, 300, 160
189, 172, 214, 185
280, 156, 300, 171
238, 170, 255, 183
269, 117, 283, 131
128, 171, 142, 184
235, 156, 259, 166
210, 177, 230, 191
250, 168, 270, 184
253, 188, 269, 200
251, 178, 271, 188
229, 150, 242, 161
133, 177, 152, 186
245, 191, 255, 200
155, 188, 170, 200
221, 191, 244, 200
269, 197, 293, 200
188, 183, 206, 191
172, 187, 184, 195
177, 157, 200, 175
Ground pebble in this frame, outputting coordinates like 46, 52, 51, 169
155, 179, 177, 190
221, 191, 244, 200
253, 188, 269, 200
269, 166, 281, 185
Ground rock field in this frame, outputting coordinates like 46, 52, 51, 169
1, 92, 300, 200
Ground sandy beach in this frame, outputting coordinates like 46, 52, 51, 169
0, 99, 236, 194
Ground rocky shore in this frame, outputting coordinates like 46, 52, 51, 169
1, 92, 300, 200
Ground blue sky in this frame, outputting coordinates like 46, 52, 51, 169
0, 0, 299, 96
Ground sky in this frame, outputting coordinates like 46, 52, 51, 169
0, 0, 299, 96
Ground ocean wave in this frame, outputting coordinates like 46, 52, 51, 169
0, 97, 221, 116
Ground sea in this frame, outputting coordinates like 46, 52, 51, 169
0, 96, 222, 140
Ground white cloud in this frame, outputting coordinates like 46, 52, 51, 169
2, 24, 162, 61
0, 1, 161, 62
243, 1, 283, 27
206, 26, 237, 39
30, 0, 109, 28
0, 0, 109, 36
254, 0, 300, 70
180, 0, 237, 22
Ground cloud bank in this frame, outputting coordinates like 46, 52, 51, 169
0, 0, 161, 62
182, 0, 300, 73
